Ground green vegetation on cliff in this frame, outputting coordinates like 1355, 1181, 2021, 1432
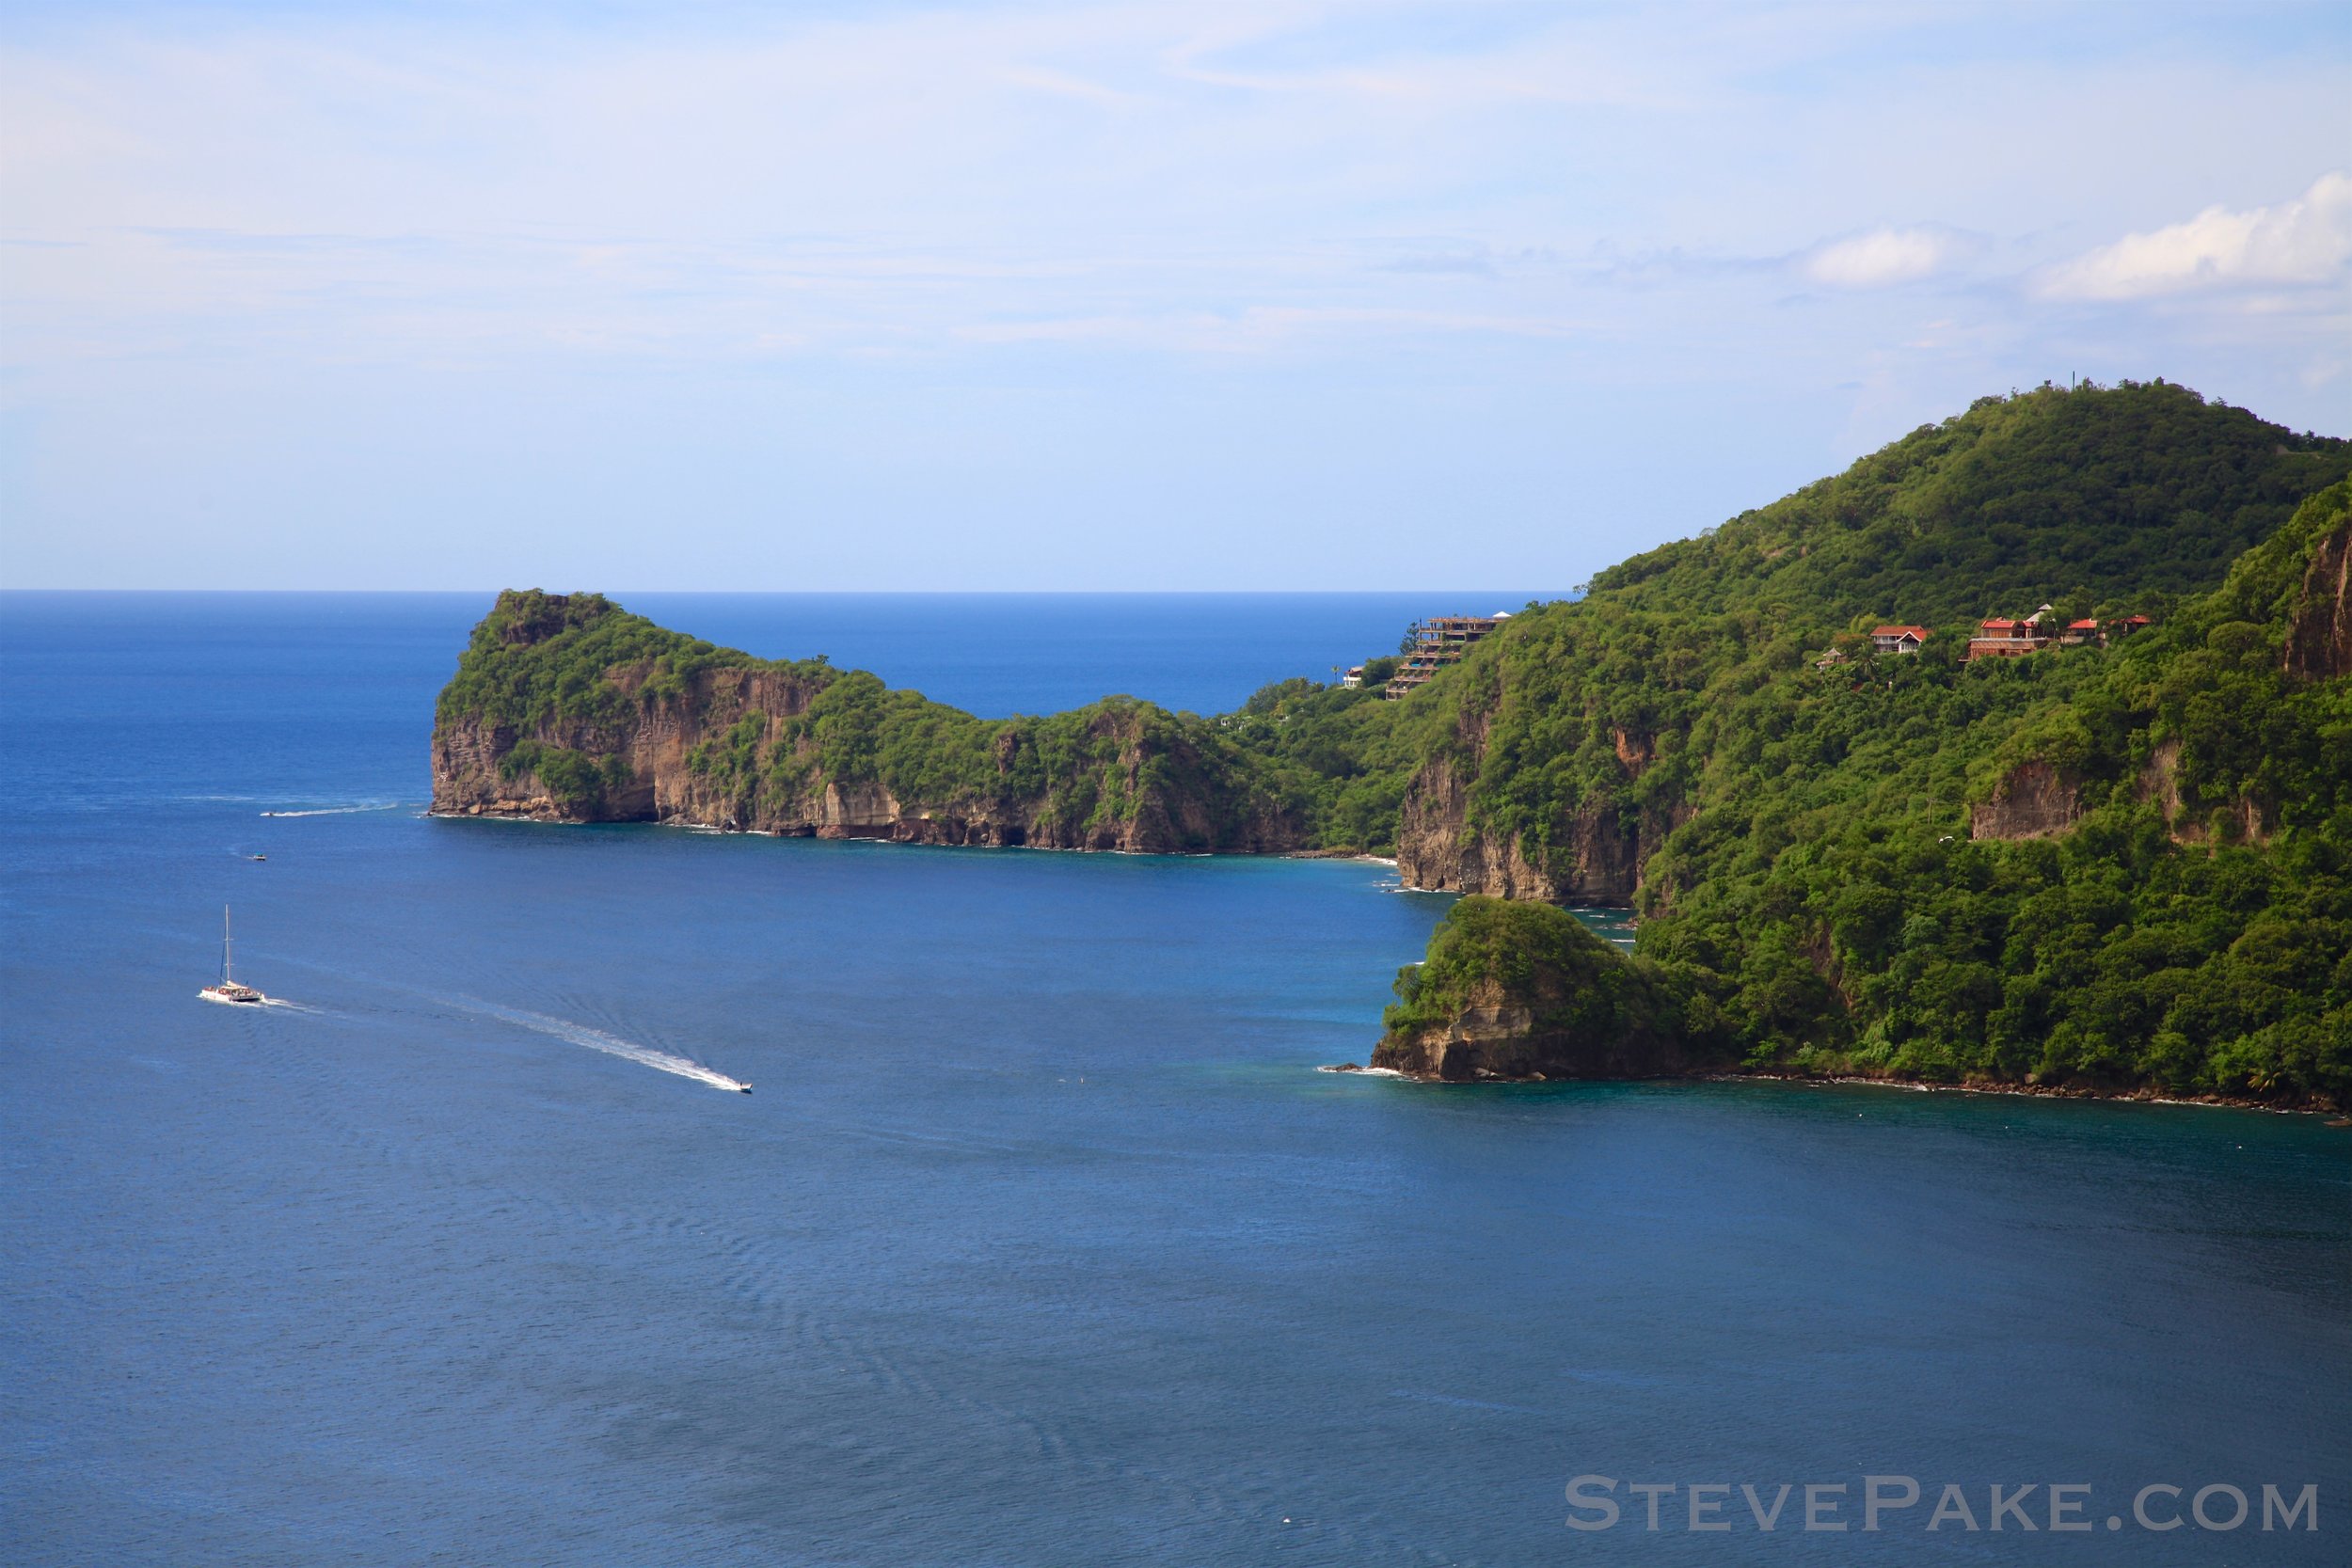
1377, 898, 1726, 1080
435, 589, 834, 735
693, 670, 1301, 848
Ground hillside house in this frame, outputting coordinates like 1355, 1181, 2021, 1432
1342, 666, 1365, 689
1385, 612, 1510, 698
1871, 625, 1931, 654
1965, 605, 2056, 662
2058, 613, 2152, 648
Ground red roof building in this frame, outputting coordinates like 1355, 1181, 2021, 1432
1870, 625, 1931, 654
1966, 613, 2052, 661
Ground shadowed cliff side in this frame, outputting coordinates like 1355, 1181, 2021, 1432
2286, 515, 2351, 681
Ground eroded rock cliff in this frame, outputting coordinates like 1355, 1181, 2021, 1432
2285, 517, 2352, 681
1392, 706, 1671, 903
1968, 759, 2081, 841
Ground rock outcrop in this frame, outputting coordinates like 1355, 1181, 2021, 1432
1393, 711, 1670, 902
433, 663, 825, 826
1968, 759, 2082, 841
2285, 517, 2352, 681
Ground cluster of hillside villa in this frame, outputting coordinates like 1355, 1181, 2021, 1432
1348, 601, 2157, 695
1963, 606, 2150, 659
1343, 613, 1511, 699
1820, 606, 2152, 669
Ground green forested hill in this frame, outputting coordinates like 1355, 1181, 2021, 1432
1219, 383, 2352, 870
1378, 477, 2352, 1105
1590, 381, 2349, 625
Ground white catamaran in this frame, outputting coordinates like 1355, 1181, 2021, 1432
199, 905, 267, 1006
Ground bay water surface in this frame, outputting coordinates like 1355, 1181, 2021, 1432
3, 593, 2344, 1565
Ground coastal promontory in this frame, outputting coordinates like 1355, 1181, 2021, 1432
431, 589, 1309, 852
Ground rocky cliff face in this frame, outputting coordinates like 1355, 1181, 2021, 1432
1968, 759, 2082, 841
433, 662, 829, 826
2285, 517, 2352, 681
436, 700, 1306, 851
1371, 980, 1717, 1081
1392, 714, 1670, 903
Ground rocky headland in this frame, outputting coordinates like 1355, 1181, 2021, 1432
431, 590, 1308, 852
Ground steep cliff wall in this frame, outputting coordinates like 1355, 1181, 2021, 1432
2285, 517, 2352, 681
1392, 706, 1671, 903
434, 663, 827, 824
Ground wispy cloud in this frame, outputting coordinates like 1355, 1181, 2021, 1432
2036, 171, 2352, 300
1800, 226, 1979, 289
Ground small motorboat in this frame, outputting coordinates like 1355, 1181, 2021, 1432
197, 906, 268, 1006
739, 1083, 754, 1095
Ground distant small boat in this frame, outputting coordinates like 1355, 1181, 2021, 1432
198, 906, 267, 1006
249, 854, 267, 862
739, 1083, 754, 1095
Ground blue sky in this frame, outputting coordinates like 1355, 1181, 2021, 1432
3, 1, 2345, 590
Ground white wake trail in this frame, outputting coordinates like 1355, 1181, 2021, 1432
466, 1000, 751, 1094
261, 803, 403, 817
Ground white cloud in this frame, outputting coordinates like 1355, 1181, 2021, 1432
2037, 172, 2352, 300
1801, 226, 1973, 289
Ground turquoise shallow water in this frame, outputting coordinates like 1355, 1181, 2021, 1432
3, 594, 2346, 1566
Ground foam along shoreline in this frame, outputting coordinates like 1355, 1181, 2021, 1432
426, 808, 1409, 871
1326, 1062, 2340, 1117
1715, 1071, 2340, 1117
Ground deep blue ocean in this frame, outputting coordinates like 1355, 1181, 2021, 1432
3, 592, 2345, 1566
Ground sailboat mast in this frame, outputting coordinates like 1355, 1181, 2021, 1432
223, 905, 233, 985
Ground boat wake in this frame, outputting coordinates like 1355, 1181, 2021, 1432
463, 1000, 751, 1094
261, 803, 403, 817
